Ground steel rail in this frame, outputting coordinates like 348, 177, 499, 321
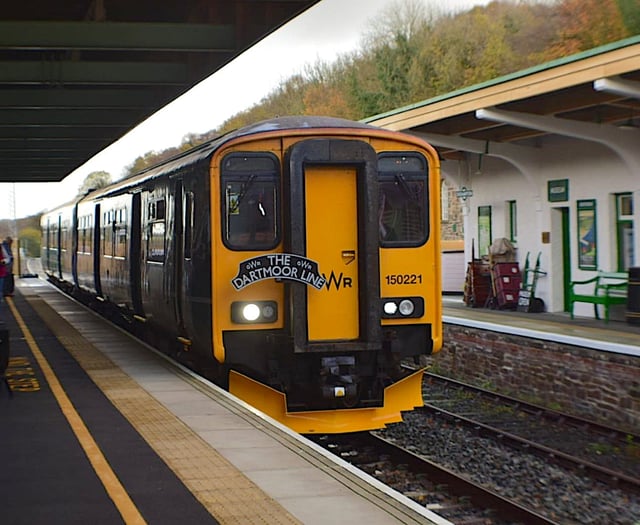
325, 432, 560, 525
423, 371, 639, 443
421, 373, 640, 493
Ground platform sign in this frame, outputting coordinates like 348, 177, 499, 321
548, 179, 569, 202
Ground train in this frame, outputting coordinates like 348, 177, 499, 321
41, 116, 442, 434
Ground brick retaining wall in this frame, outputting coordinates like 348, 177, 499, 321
427, 324, 640, 433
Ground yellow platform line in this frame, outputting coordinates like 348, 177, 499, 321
6, 297, 146, 525
21, 293, 301, 524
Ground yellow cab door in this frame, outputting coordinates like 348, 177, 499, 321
305, 165, 358, 340
285, 138, 382, 352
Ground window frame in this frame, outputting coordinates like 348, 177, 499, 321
377, 151, 430, 248
478, 205, 492, 257
615, 192, 633, 271
146, 197, 167, 262
220, 152, 281, 251
508, 200, 517, 244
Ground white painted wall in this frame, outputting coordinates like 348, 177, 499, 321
457, 134, 639, 317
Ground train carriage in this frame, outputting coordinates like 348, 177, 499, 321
41, 116, 442, 434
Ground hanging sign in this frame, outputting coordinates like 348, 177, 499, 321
548, 179, 569, 202
232, 253, 326, 290
456, 186, 474, 201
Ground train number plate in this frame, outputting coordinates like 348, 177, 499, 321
385, 274, 423, 285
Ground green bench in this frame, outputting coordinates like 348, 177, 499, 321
569, 270, 628, 323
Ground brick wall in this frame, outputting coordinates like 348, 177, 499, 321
441, 182, 464, 241
427, 324, 640, 433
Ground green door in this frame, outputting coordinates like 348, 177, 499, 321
562, 207, 571, 311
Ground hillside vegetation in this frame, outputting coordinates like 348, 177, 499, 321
218, 0, 636, 129
14, 0, 638, 249
119, 0, 638, 174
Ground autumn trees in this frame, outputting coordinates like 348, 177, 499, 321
127, 0, 639, 174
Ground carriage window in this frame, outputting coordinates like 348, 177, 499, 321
115, 208, 127, 258
221, 153, 280, 250
78, 214, 92, 255
147, 198, 166, 261
148, 222, 165, 260
378, 153, 429, 246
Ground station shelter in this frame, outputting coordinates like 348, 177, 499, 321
367, 36, 640, 320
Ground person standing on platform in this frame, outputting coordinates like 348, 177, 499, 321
0, 241, 8, 305
1, 237, 13, 297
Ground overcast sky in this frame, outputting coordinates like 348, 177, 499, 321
3, 0, 493, 221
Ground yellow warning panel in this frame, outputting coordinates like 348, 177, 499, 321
229, 369, 425, 434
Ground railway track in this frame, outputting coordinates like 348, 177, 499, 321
312, 371, 640, 524
421, 372, 640, 491
312, 432, 558, 525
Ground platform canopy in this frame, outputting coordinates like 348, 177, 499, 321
367, 38, 640, 164
0, 0, 319, 183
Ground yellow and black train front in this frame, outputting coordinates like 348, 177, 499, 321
211, 119, 442, 434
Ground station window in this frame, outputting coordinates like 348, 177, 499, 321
478, 206, 492, 257
221, 153, 280, 251
616, 192, 633, 271
507, 200, 517, 243
377, 153, 429, 247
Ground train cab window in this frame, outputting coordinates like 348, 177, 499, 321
221, 153, 280, 250
377, 153, 429, 246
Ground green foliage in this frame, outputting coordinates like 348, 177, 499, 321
77, 171, 112, 196
544, 0, 630, 58
115, 0, 640, 165
618, 0, 640, 34
18, 226, 41, 257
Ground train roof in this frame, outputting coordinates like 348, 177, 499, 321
43, 116, 391, 215
82, 116, 382, 199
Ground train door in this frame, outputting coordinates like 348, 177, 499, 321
56, 214, 62, 279
71, 205, 78, 285
93, 204, 102, 296
130, 193, 143, 315
551, 206, 570, 311
43, 217, 53, 274
561, 207, 571, 310
286, 139, 381, 352
172, 180, 185, 333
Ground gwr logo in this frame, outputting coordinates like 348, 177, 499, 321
323, 271, 353, 290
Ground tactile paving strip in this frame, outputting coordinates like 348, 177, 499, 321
28, 297, 301, 525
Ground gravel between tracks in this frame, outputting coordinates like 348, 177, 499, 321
378, 413, 640, 525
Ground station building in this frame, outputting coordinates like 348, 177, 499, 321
368, 36, 640, 319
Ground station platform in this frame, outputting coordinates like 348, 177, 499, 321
442, 295, 640, 357
1, 277, 448, 525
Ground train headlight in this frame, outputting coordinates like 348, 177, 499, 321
242, 304, 261, 321
398, 299, 415, 316
381, 297, 424, 319
231, 301, 278, 324
383, 301, 398, 315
